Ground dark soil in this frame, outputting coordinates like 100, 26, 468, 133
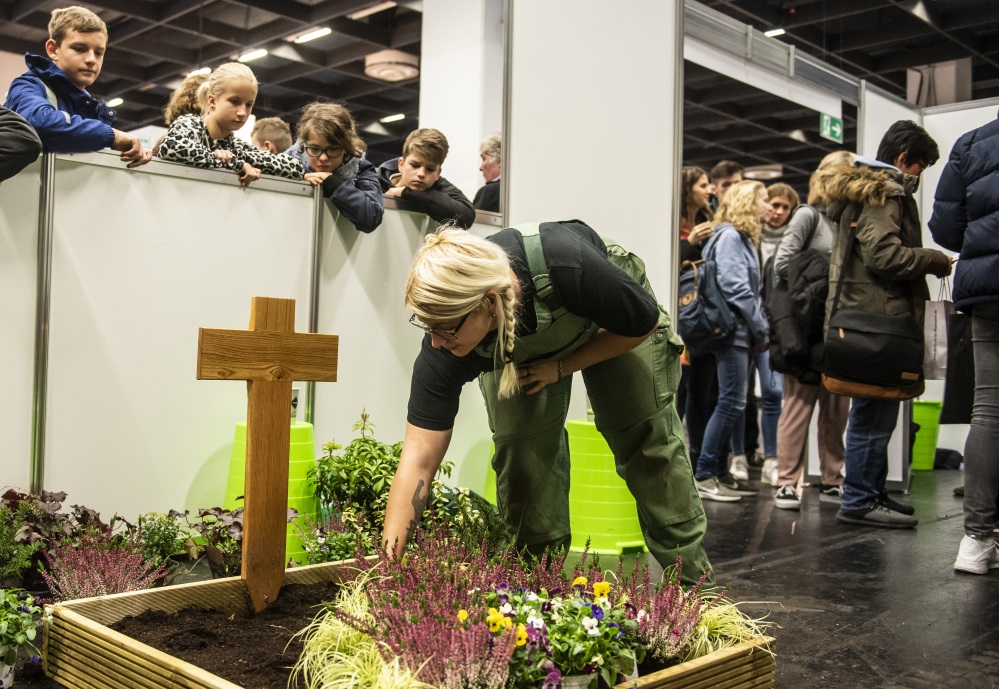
11, 582, 340, 689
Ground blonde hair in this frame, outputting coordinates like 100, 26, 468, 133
402, 128, 449, 167
252, 117, 292, 152
479, 131, 501, 164
714, 179, 765, 245
163, 73, 208, 125
49, 6, 107, 45
297, 102, 365, 158
405, 228, 521, 398
808, 150, 855, 205
198, 62, 257, 116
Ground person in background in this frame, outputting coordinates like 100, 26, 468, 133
472, 131, 501, 213
0, 107, 42, 183
5, 6, 150, 168
694, 180, 771, 502
825, 121, 951, 529
251, 117, 292, 154
377, 128, 476, 229
285, 102, 383, 234
162, 72, 209, 127
709, 160, 744, 211
927, 109, 999, 572
381, 222, 711, 584
157, 62, 303, 186
769, 152, 853, 508
762, 183, 800, 268
678, 166, 717, 468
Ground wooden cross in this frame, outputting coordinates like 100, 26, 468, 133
197, 296, 338, 612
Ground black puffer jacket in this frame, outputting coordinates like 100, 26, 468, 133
766, 250, 829, 384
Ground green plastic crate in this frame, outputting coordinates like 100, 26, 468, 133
912, 401, 943, 471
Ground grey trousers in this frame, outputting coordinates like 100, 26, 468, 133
964, 305, 999, 539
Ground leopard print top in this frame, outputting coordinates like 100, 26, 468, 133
157, 114, 303, 180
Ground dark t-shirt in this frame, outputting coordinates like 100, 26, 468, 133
407, 221, 659, 431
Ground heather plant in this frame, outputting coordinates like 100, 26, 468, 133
40, 534, 167, 601
0, 588, 46, 665
633, 559, 714, 663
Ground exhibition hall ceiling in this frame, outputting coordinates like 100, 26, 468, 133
1, 0, 997, 184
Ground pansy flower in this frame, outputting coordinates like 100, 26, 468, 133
591, 604, 604, 620
592, 581, 611, 598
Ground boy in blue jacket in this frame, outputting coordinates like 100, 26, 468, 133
5, 6, 150, 168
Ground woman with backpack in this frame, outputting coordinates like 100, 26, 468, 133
692, 180, 771, 502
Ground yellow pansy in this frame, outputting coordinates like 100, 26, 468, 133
593, 581, 611, 598
516, 623, 528, 647
572, 576, 588, 587
457, 609, 469, 623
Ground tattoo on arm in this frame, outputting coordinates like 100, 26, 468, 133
405, 479, 428, 544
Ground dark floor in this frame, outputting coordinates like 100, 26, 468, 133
14, 469, 999, 688
708, 467, 999, 689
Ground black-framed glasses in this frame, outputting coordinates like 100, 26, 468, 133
304, 145, 345, 159
409, 312, 470, 341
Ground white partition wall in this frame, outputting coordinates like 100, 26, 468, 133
858, 82, 922, 160
41, 152, 315, 518
312, 207, 495, 494
0, 158, 41, 490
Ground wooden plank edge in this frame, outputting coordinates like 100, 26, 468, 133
623, 654, 773, 689
51, 608, 242, 689
615, 637, 775, 688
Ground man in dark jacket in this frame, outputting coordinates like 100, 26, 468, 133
377, 128, 476, 229
0, 106, 41, 183
928, 109, 999, 573
823, 120, 952, 529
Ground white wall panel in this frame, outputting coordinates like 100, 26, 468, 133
858, 83, 922, 158
43, 153, 315, 519
0, 158, 40, 490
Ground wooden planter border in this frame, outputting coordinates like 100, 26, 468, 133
44, 561, 775, 689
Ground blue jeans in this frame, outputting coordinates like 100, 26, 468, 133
731, 350, 783, 458
695, 344, 750, 480
841, 397, 900, 512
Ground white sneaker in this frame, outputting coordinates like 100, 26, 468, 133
954, 535, 999, 574
761, 458, 779, 486
774, 485, 801, 510
729, 454, 749, 481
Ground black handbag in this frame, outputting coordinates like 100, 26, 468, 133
939, 311, 974, 423
678, 259, 737, 354
821, 220, 925, 400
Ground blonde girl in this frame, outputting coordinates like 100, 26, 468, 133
691, 180, 772, 502
157, 62, 302, 186
382, 222, 712, 585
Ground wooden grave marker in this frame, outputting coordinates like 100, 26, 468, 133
197, 296, 338, 612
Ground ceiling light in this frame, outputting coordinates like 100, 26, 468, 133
186, 67, 211, 76
238, 48, 268, 63
743, 164, 784, 180
349, 2, 397, 20
363, 122, 390, 136
293, 27, 331, 43
764, 28, 786, 37
786, 129, 809, 143
106, 97, 123, 108
379, 113, 405, 123
364, 49, 419, 81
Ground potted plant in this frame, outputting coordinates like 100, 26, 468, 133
0, 505, 43, 589
0, 588, 45, 688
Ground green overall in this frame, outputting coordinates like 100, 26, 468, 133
476, 224, 711, 582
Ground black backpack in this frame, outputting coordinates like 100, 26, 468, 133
677, 259, 736, 354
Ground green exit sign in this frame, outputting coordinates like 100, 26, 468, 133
820, 113, 844, 144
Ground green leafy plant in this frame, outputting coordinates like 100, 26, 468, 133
135, 512, 187, 568
293, 503, 375, 564
0, 505, 43, 584
0, 588, 46, 665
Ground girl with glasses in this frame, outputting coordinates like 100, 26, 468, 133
286, 101, 384, 234
383, 222, 712, 586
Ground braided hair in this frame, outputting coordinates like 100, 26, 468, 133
405, 228, 522, 398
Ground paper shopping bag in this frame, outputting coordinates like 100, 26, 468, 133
923, 279, 954, 380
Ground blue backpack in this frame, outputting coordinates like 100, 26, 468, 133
677, 258, 736, 353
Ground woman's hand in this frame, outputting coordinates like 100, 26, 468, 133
214, 149, 234, 164
238, 163, 261, 187
688, 221, 714, 246
517, 360, 561, 395
304, 171, 331, 186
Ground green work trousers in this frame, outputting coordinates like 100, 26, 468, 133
479, 319, 712, 584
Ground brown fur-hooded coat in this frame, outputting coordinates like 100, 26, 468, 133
818, 162, 951, 328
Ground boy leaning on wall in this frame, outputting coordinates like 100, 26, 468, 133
376, 128, 476, 229
4, 6, 151, 168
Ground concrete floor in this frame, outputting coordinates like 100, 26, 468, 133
705, 467, 999, 689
